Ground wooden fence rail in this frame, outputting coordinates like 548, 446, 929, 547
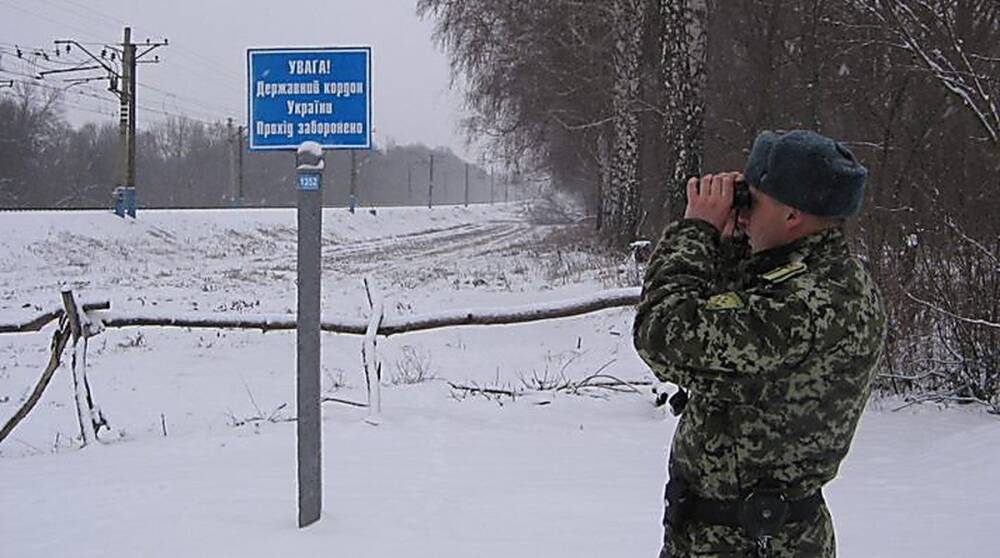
88, 287, 641, 336
0, 287, 643, 447
0, 301, 111, 334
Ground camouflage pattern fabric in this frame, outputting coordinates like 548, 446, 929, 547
634, 219, 886, 557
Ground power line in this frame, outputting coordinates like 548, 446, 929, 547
3, 40, 237, 126
2, 66, 235, 126
0, 10, 244, 106
0, 52, 113, 90
54, 0, 128, 28
163, 41, 244, 82
134, 102, 224, 125
3, 75, 112, 102
36, 0, 125, 32
136, 80, 240, 118
0, 0, 109, 43
0, 44, 90, 68
2, 73, 234, 130
0, 76, 117, 118
37, 0, 245, 85
146, 50, 243, 94
0, 67, 42, 81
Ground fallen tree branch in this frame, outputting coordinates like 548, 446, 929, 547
0, 316, 72, 445
226, 397, 370, 425
892, 388, 1000, 415
449, 374, 654, 401
447, 382, 519, 398
226, 413, 296, 427
571, 374, 651, 394
379, 288, 640, 336
878, 371, 949, 382
321, 396, 368, 408
0, 300, 110, 334
90, 287, 642, 336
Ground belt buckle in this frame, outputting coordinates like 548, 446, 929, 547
738, 488, 789, 538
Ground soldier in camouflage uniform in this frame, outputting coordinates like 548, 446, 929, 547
633, 130, 886, 557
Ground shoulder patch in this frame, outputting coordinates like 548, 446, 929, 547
761, 261, 807, 284
705, 291, 744, 311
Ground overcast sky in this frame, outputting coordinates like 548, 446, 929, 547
0, 0, 476, 159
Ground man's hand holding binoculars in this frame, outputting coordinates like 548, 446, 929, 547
684, 172, 745, 238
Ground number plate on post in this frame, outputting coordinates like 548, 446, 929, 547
298, 172, 321, 191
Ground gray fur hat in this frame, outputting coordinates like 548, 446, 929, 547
743, 130, 868, 218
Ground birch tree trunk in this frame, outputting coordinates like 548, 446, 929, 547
606, 0, 645, 244
660, 0, 707, 220
596, 132, 611, 232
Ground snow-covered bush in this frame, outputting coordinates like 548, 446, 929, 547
392, 345, 436, 385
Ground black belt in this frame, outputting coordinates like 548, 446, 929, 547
665, 478, 824, 539
690, 490, 824, 530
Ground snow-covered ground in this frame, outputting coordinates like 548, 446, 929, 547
1, 204, 997, 557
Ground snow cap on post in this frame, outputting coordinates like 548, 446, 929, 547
296, 141, 325, 172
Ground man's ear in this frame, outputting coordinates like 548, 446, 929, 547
785, 207, 804, 230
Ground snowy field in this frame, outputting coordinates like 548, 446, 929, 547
0, 203, 997, 557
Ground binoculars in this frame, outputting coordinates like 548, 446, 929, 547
733, 178, 751, 210
685, 176, 752, 210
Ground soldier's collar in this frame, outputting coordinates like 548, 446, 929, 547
746, 227, 847, 277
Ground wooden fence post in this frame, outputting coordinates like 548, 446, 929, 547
362, 279, 385, 420
61, 289, 101, 446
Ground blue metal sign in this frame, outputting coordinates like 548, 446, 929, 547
247, 47, 372, 151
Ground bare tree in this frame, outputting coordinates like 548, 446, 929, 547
605, 0, 645, 243
853, 0, 1000, 145
657, 0, 707, 224
0, 82, 64, 207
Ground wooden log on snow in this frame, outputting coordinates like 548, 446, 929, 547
0, 316, 73, 445
91, 287, 641, 337
0, 301, 110, 334
376, 287, 640, 337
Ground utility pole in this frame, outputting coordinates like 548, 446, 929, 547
121, 26, 136, 214
407, 165, 413, 204
490, 170, 495, 205
49, 27, 167, 217
227, 118, 245, 206
237, 124, 244, 205
464, 162, 469, 207
428, 153, 435, 209
228, 118, 236, 205
505, 172, 509, 203
349, 150, 358, 213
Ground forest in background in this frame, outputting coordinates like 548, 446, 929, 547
418, 0, 999, 411
0, 86, 515, 210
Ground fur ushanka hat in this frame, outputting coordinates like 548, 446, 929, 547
743, 130, 868, 218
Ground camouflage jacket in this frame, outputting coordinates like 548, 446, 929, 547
634, 219, 886, 502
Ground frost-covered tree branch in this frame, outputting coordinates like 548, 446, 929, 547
905, 291, 1000, 330
852, 0, 1000, 144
